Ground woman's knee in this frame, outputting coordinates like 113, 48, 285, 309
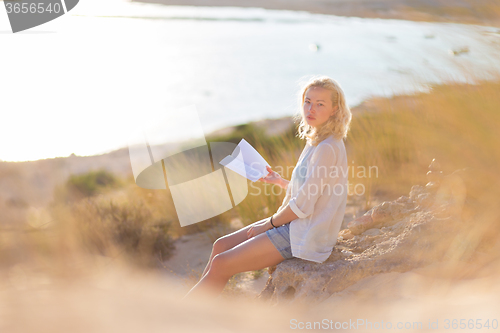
207, 253, 233, 278
212, 236, 230, 255
212, 226, 251, 257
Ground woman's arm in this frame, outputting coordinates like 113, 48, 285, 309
278, 178, 290, 190
258, 166, 289, 189
268, 204, 297, 228
246, 204, 298, 238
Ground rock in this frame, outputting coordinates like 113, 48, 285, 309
347, 214, 375, 235
267, 264, 277, 275
396, 196, 410, 204
341, 213, 355, 230
409, 185, 426, 202
415, 192, 433, 208
338, 229, 354, 240
259, 209, 457, 305
363, 228, 382, 236
371, 202, 393, 226
388, 201, 409, 221
425, 181, 440, 192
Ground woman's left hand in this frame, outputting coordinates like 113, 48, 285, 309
247, 218, 272, 239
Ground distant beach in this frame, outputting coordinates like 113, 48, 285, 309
130, 0, 500, 27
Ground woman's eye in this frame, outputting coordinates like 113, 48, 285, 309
319, 104, 323, 106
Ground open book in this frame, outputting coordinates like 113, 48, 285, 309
219, 139, 270, 182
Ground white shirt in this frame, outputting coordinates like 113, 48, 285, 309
276, 134, 348, 263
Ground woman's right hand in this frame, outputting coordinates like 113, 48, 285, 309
246, 217, 273, 239
258, 166, 284, 187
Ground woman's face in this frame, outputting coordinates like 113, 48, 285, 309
302, 86, 338, 129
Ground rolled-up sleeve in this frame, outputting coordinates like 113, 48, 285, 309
288, 142, 338, 218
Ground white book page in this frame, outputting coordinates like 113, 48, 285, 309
219, 139, 270, 182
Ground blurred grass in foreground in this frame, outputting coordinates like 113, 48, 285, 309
346, 75, 500, 269
347, 78, 500, 201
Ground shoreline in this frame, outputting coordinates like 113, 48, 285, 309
130, 0, 500, 27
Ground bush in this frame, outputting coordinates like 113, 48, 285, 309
71, 195, 175, 267
55, 169, 122, 203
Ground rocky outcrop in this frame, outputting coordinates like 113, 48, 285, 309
258, 159, 468, 305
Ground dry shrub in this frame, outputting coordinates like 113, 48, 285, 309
54, 169, 123, 204
70, 195, 175, 268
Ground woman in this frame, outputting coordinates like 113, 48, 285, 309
183, 75, 352, 300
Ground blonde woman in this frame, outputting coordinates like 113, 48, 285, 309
183, 75, 352, 300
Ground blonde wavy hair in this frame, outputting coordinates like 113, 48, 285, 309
293, 75, 352, 146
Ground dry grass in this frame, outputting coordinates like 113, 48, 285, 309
346, 74, 500, 268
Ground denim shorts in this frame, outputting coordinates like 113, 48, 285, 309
265, 222, 294, 260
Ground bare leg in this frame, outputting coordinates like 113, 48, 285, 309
183, 231, 285, 300
200, 219, 265, 279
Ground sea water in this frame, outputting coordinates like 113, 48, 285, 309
1, 0, 499, 161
